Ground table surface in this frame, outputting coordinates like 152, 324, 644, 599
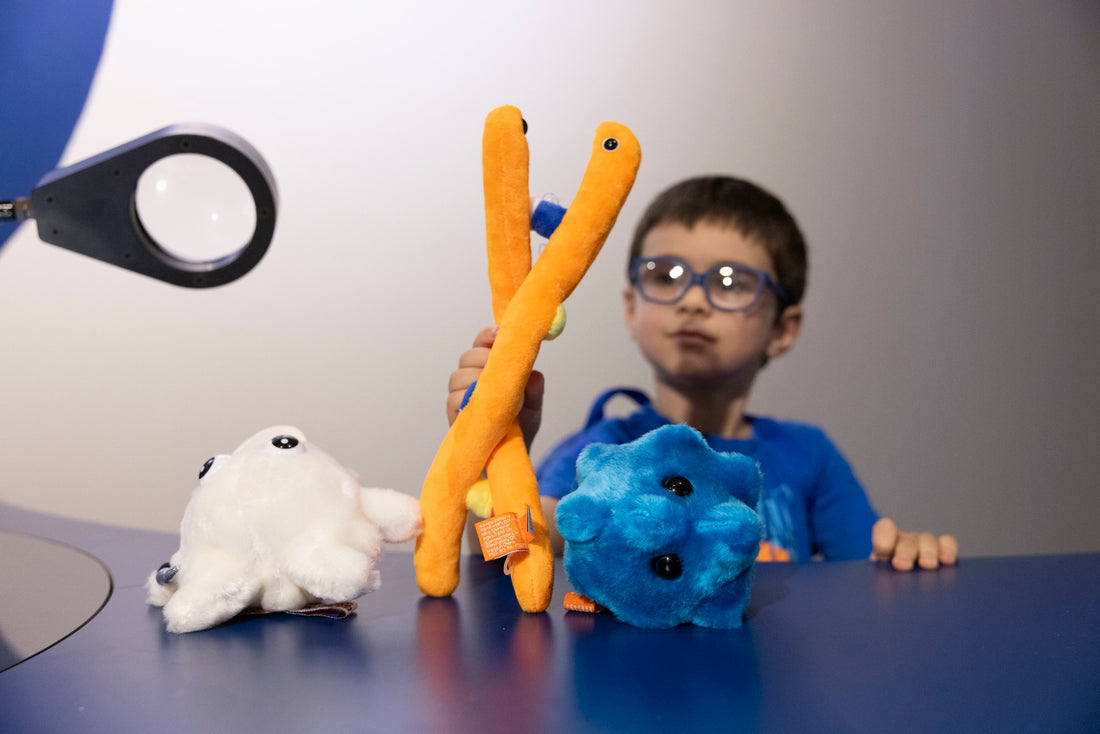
1, 503, 1097, 734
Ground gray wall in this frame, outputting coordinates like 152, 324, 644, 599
1, 1, 1096, 556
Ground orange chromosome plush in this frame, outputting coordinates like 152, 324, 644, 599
414, 106, 641, 612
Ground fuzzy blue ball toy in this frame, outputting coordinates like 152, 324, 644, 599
556, 423, 765, 629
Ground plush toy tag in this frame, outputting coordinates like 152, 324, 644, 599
563, 591, 606, 614
242, 601, 359, 620
475, 507, 534, 562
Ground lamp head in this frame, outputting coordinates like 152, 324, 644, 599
4, 123, 277, 288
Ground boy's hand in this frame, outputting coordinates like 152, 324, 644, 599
446, 326, 545, 449
871, 518, 958, 571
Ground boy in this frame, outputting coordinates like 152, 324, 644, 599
448, 176, 956, 570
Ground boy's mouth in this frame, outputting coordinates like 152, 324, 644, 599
669, 329, 715, 346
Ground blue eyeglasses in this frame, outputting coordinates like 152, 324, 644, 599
629, 256, 790, 312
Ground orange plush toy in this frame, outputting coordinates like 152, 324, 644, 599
414, 106, 641, 612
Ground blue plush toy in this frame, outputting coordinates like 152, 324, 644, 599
555, 423, 765, 629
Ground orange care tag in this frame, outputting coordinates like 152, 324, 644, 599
563, 591, 604, 614
475, 512, 530, 562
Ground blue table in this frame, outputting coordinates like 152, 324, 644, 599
1, 503, 1097, 733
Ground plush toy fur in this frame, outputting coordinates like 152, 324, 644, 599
414, 106, 641, 612
556, 424, 765, 629
147, 425, 422, 633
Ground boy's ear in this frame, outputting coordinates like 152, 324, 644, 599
622, 284, 638, 335
766, 304, 803, 360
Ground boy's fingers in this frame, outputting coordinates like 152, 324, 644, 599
447, 367, 483, 394
456, 326, 499, 369
446, 367, 483, 424
446, 327, 504, 427
445, 391, 465, 425
472, 325, 499, 349
456, 347, 490, 370
870, 518, 898, 560
524, 370, 545, 411
938, 534, 959, 565
891, 533, 919, 571
872, 518, 957, 571
519, 371, 545, 448
916, 533, 941, 569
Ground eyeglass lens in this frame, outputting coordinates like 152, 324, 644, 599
635, 259, 763, 311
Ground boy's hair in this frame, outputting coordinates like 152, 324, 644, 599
628, 176, 807, 306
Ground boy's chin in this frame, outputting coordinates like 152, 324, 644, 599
656, 359, 761, 391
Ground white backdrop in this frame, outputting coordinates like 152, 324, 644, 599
1, 1, 1097, 556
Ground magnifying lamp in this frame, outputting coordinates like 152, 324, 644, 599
0, 123, 277, 288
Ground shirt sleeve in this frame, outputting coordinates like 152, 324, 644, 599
535, 429, 590, 500
535, 417, 644, 499
807, 433, 880, 560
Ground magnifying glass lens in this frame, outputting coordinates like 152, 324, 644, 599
135, 153, 256, 263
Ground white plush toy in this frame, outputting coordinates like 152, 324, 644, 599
146, 425, 422, 633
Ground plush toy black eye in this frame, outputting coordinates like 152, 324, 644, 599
198, 457, 215, 479
521, 118, 528, 134
602, 137, 619, 151
272, 435, 299, 450
661, 475, 693, 497
651, 553, 683, 580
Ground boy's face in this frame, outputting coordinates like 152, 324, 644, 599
623, 221, 802, 393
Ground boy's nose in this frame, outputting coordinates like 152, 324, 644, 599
676, 282, 712, 312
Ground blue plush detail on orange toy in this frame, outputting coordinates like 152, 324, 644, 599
556, 423, 765, 629
460, 381, 477, 411
530, 199, 567, 239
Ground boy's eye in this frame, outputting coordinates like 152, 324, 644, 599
655, 271, 679, 285
711, 267, 753, 293
642, 261, 685, 285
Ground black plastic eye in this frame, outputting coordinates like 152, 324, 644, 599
272, 435, 299, 450
602, 137, 619, 151
651, 553, 683, 580
521, 118, 528, 134
199, 457, 215, 479
661, 475, 693, 497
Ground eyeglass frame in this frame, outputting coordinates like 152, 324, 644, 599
628, 255, 791, 313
